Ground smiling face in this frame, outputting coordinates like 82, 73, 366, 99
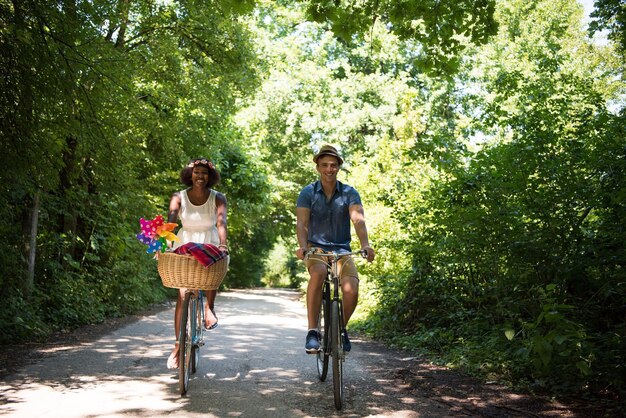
316, 154, 340, 184
191, 166, 210, 188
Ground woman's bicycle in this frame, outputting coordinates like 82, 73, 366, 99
306, 248, 367, 410
157, 250, 229, 396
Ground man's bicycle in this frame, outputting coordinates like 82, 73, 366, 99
306, 248, 367, 410
157, 250, 228, 396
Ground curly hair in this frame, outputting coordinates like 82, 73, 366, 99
180, 158, 221, 188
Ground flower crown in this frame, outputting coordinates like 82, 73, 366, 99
188, 159, 215, 169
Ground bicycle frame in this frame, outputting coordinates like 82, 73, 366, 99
307, 248, 366, 307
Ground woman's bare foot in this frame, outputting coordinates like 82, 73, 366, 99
167, 343, 179, 369
204, 308, 218, 330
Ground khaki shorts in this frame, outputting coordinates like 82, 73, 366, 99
305, 251, 359, 282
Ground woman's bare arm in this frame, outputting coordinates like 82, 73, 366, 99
215, 192, 228, 248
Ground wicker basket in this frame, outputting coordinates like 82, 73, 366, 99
157, 252, 229, 290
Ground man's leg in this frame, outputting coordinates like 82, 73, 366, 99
340, 272, 359, 353
306, 263, 326, 329
305, 263, 326, 352
341, 276, 359, 327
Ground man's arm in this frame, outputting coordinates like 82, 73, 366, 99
349, 204, 375, 262
295, 207, 310, 260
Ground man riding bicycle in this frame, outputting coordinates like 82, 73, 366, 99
295, 145, 375, 354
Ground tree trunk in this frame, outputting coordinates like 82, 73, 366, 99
59, 135, 80, 261
115, 0, 130, 48
21, 190, 40, 297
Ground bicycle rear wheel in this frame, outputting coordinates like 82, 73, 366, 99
331, 299, 344, 410
179, 292, 193, 396
316, 283, 330, 381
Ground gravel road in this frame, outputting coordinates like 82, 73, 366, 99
0, 289, 594, 417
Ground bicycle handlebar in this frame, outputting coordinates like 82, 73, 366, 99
304, 248, 368, 260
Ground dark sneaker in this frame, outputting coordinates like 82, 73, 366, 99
342, 329, 351, 353
305, 330, 321, 353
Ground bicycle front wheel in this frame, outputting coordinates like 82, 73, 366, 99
316, 283, 330, 381
331, 299, 344, 410
179, 292, 194, 396
191, 293, 203, 373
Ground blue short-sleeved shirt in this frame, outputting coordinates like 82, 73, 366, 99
296, 180, 362, 253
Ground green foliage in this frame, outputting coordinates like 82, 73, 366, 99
0, 288, 45, 343
0, 0, 267, 340
261, 239, 305, 288
590, 0, 626, 52
301, 0, 498, 75
344, 0, 625, 408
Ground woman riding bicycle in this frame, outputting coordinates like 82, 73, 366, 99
166, 157, 229, 369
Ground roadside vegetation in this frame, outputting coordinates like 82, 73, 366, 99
1, 0, 623, 414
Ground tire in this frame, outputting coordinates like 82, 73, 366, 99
179, 292, 193, 396
191, 345, 198, 374
331, 300, 344, 410
316, 284, 330, 381
191, 295, 203, 373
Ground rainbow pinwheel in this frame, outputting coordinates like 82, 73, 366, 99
136, 214, 179, 253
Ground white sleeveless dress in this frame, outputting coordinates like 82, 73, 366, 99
172, 189, 219, 249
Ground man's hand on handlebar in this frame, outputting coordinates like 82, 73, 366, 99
361, 246, 375, 262
295, 247, 307, 260
298, 246, 375, 262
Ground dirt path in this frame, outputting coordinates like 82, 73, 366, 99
0, 289, 601, 417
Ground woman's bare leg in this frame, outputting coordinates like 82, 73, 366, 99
204, 289, 218, 328
167, 288, 186, 369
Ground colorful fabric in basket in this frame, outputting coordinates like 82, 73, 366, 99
173, 243, 227, 268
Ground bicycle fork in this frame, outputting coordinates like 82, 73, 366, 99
191, 292, 205, 348
330, 272, 346, 361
